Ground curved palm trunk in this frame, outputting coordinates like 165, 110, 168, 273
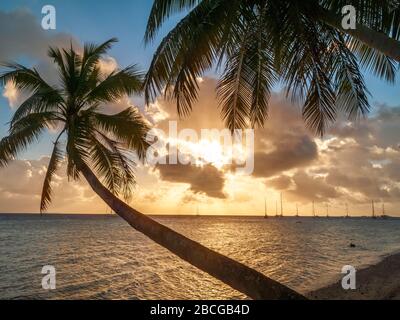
79, 163, 305, 300
318, 7, 400, 61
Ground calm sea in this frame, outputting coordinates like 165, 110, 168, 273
0, 214, 400, 299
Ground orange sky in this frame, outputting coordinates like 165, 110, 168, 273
0, 7, 399, 217
1, 76, 399, 216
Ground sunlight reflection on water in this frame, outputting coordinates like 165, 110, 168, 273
0, 215, 400, 299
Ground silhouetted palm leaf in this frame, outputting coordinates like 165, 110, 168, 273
145, 0, 400, 135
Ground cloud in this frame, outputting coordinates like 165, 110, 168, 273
252, 136, 318, 177
2, 81, 19, 108
97, 56, 118, 75
156, 162, 227, 199
147, 77, 400, 209
266, 104, 400, 205
267, 175, 292, 190
0, 9, 79, 61
1, 72, 400, 214
0, 158, 102, 213
0, 9, 80, 109
289, 170, 339, 202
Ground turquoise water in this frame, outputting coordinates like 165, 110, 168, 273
0, 214, 400, 299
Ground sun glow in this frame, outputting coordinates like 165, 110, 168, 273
170, 136, 250, 170
3, 81, 19, 108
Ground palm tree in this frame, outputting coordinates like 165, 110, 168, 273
0, 39, 304, 300
144, 0, 399, 135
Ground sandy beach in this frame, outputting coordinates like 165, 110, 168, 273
307, 251, 400, 300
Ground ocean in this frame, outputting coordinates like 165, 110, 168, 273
0, 214, 400, 299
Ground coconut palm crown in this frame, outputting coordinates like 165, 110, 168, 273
0, 38, 150, 213
144, 0, 400, 135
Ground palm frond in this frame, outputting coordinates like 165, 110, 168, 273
10, 89, 64, 127
331, 34, 371, 120
95, 132, 136, 200
303, 71, 336, 136
81, 38, 118, 74
348, 37, 397, 83
0, 62, 57, 93
248, 6, 278, 127
89, 136, 122, 195
217, 39, 252, 132
10, 112, 59, 134
0, 120, 47, 167
86, 65, 143, 105
144, 0, 241, 115
145, 0, 201, 43
40, 140, 64, 213
65, 114, 92, 180
92, 107, 151, 160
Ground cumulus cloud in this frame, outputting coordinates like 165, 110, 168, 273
156, 162, 227, 199
265, 104, 400, 207
0, 158, 101, 213
146, 77, 400, 210
0, 9, 81, 108
0, 9, 77, 61
0, 9, 127, 113
1, 66, 399, 214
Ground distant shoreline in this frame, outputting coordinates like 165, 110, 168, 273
0, 213, 399, 219
308, 250, 400, 300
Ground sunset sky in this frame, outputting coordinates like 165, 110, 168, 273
0, 0, 399, 216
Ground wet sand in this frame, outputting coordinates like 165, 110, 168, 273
307, 251, 400, 300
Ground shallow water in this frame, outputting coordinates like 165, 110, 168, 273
0, 214, 400, 299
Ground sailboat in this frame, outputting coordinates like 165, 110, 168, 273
345, 203, 349, 218
264, 197, 268, 219
381, 203, 388, 219
372, 200, 377, 219
280, 192, 283, 217
296, 203, 299, 217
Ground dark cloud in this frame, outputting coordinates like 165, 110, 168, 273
250, 94, 319, 177
152, 77, 400, 206
0, 9, 80, 109
266, 175, 292, 190
0, 9, 79, 63
154, 82, 319, 179
288, 170, 339, 202
252, 135, 318, 177
268, 105, 400, 204
156, 163, 226, 199
326, 168, 391, 199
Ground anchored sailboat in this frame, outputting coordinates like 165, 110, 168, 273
372, 200, 377, 219
381, 202, 388, 219
264, 197, 268, 219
